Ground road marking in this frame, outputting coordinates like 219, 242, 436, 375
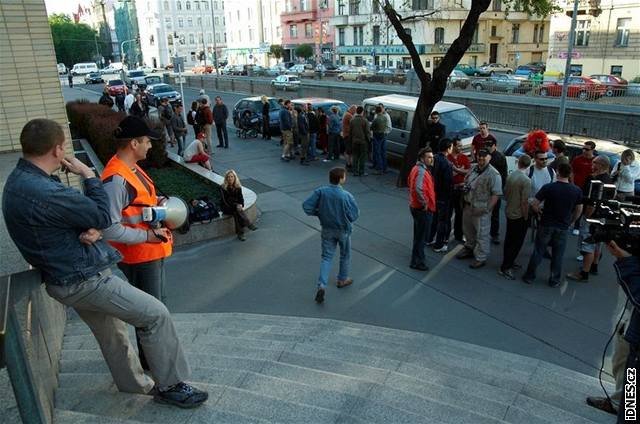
422, 244, 464, 284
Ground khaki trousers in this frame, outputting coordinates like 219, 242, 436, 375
299, 133, 309, 160
46, 269, 190, 393
611, 318, 631, 410
203, 124, 213, 150
282, 130, 293, 157
462, 206, 491, 262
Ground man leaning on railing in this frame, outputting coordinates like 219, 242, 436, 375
1, 119, 208, 409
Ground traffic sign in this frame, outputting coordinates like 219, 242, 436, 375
175, 77, 186, 83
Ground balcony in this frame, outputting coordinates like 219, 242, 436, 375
281, 9, 317, 23
507, 42, 548, 52
330, 15, 348, 26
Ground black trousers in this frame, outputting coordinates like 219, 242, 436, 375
262, 114, 270, 138
501, 217, 528, 271
449, 189, 464, 241
434, 198, 451, 248
410, 207, 432, 267
618, 343, 640, 423
491, 198, 502, 238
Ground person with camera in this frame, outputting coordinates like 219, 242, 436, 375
101, 116, 174, 370
3, 118, 207, 408
567, 155, 611, 282
522, 163, 583, 287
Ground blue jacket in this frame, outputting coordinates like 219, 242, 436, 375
616, 255, 640, 346
2, 159, 122, 286
297, 112, 309, 136
279, 108, 292, 131
302, 184, 359, 233
328, 112, 341, 135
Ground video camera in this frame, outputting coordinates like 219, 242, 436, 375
583, 180, 640, 256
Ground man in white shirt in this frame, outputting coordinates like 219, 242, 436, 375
378, 103, 392, 135
124, 91, 135, 115
529, 150, 556, 203
183, 133, 212, 170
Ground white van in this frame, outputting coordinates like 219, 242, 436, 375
101, 62, 123, 74
57, 63, 67, 75
362, 94, 480, 157
71, 62, 98, 76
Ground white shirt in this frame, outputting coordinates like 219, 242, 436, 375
183, 140, 200, 161
383, 111, 392, 135
124, 93, 135, 113
529, 166, 556, 204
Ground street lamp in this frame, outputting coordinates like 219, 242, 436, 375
209, 0, 220, 75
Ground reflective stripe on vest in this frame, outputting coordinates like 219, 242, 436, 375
101, 155, 172, 264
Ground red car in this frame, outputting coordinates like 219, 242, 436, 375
590, 74, 628, 97
539, 76, 606, 100
106, 79, 128, 96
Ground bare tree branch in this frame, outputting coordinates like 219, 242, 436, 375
398, 11, 439, 21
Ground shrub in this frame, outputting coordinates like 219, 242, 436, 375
632, 76, 640, 84
145, 163, 221, 204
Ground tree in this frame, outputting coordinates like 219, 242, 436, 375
295, 44, 314, 61
377, 0, 557, 186
49, 14, 103, 67
269, 44, 284, 61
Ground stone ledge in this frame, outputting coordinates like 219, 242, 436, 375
167, 152, 258, 247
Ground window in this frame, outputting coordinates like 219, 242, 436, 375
434, 27, 444, 44
611, 65, 623, 76
387, 109, 408, 130
197, 17, 202, 26
472, 27, 478, 43
569, 64, 582, 76
238, 30, 242, 42
195, 1, 200, 10
412, 0, 433, 10
165, 18, 172, 29
373, 0, 380, 13
338, 27, 345, 46
575, 20, 590, 46
186, 1, 191, 10
204, 1, 208, 10
179, 34, 185, 44
511, 24, 519, 43
214, 1, 218, 9
533, 24, 538, 43
277, 26, 281, 37
615, 18, 631, 47
247, 8, 251, 19
373, 25, 380, 46
189, 34, 195, 45
167, 35, 174, 46
305, 23, 312, 38
434, 56, 443, 68
178, 18, 184, 28
337, 0, 345, 15
149, 35, 155, 46
215, 17, 219, 26
353, 27, 357, 45
206, 17, 210, 26
215, 33, 221, 43
493, 0, 501, 11
207, 33, 212, 43
264, 26, 268, 40
359, 26, 364, 45
163, 1, 169, 10
177, 1, 182, 10
188, 17, 193, 27
237, 10, 240, 20
289, 24, 297, 38
349, 0, 360, 15
300, 0, 308, 11
249, 28, 254, 41
538, 24, 544, 43
198, 33, 203, 43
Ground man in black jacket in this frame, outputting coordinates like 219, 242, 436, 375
431, 139, 454, 252
99, 88, 114, 109
307, 104, 319, 161
213, 96, 229, 148
486, 138, 508, 245
422, 111, 446, 151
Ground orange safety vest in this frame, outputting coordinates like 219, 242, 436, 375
101, 156, 172, 264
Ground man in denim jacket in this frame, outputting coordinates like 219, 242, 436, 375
2, 119, 207, 409
303, 167, 359, 304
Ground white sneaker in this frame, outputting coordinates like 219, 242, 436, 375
576, 255, 584, 261
433, 245, 448, 253
572, 229, 580, 236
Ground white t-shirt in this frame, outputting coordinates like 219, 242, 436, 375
124, 93, 135, 113
183, 140, 200, 161
529, 166, 556, 203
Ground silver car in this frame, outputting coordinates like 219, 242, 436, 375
472, 74, 530, 93
271, 75, 301, 91
477, 63, 513, 76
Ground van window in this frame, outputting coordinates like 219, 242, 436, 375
387, 109, 408, 130
438, 107, 479, 139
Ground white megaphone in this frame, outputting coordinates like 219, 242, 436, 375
141, 196, 189, 230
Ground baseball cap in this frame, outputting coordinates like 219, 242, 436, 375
477, 148, 491, 157
199, 89, 205, 94
196, 132, 206, 140
484, 138, 497, 147
114, 116, 162, 139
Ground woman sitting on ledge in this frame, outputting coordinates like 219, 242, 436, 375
220, 170, 257, 241
183, 132, 212, 170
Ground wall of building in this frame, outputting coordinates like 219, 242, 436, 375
547, 0, 640, 79
281, 0, 334, 63
224, 0, 266, 65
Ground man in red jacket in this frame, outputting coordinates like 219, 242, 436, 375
571, 141, 596, 190
198, 98, 214, 151
408, 147, 436, 271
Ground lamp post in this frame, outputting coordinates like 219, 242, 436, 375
557, 0, 580, 133
120, 38, 137, 81
210, 0, 219, 75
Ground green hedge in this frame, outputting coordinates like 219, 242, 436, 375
146, 164, 221, 203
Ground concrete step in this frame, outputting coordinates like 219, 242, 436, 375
56, 313, 614, 424
55, 409, 143, 423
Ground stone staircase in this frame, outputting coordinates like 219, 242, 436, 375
53, 313, 615, 424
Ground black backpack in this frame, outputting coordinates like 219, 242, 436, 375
188, 196, 220, 224
187, 110, 195, 126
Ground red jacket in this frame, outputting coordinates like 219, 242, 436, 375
571, 155, 593, 189
408, 162, 436, 211
202, 106, 214, 125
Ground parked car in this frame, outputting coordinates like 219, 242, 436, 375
266, 65, 286, 76
221, 64, 235, 75
137, 66, 155, 73
232, 96, 282, 133
448, 70, 470, 89
106, 79, 128, 95
247, 65, 267, 77
362, 94, 480, 157
289, 64, 316, 78
472, 74, 531, 93
192, 65, 213, 74
229, 64, 250, 76
144, 83, 181, 107
503, 133, 639, 191
515, 64, 543, 78
124, 70, 146, 88
316, 63, 340, 77
454, 64, 481, 76
271, 74, 301, 91
538, 76, 606, 100
83, 72, 104, 84
590, 74, 629, 97
336, 67, 372, 82
366, 68, 406, 84
57, 63, 67, 75
135, 75, 162, 92
71, 62, 98, 76
291, 97, 348, 116
477, 63, 513, 76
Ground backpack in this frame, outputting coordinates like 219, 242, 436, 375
529, 165, 555, 180
188, 196, 220, 224
196, 109, 207, 126
186, 110, 195, 126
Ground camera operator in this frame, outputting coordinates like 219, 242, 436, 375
606, 241, 640, 423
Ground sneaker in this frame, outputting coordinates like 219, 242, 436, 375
572, 229, 580, 236
522, 275, 534, 285
456, 248, 474, 259
491, 236, 500, 245
433, 245, 448, 253
153, 382, 208, 409
576, 255, 584, 261
409, 263, 429, 271
498, 268, 515, 280
237, 233, 246, 241
586, 396, 617, 415
567, 271, 588, 282
548, 280, 563, 288
248, 224, 258, 231
425, 240, 436, 246
589, 264, 598, 275
336, 278, 353, 288
469, 260, 486, 269
315, 288, 325, 303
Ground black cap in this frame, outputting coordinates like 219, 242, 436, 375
114, 116, 162, 140
477, 148, 491, 157
484, 138, 497, 147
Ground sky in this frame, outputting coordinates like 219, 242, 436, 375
44, 0, 79, 17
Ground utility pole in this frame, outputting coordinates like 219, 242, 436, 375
200, 16, 207, 69
556, 0, 580, 133
210, 0, 219, 75
120, 38, 137, 81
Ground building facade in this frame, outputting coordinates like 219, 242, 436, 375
547, 0, 639, 79
136, 0, 227, 70
114, 0, 142, 67
281, 0, 335, 63
330, 0, 549, 71
224, 0, 284, 66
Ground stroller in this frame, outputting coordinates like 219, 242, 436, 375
237, 109, 260, 139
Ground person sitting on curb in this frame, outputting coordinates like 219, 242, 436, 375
183, 132, 212, 170
303, 167, 360, 304
220, 170, 257, 241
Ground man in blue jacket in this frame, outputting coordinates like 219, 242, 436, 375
2, 119, 208, 409
279, 99, 293, 161
303, 167, 359, 303
326, 106, 342, 161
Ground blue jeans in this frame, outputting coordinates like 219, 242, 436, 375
523, 225, 568, 285
318, 230, 351, 289
410, 207, 433, 267
372, 133, 387, 172
434, 199, 451, 248
308, 133, 317, 160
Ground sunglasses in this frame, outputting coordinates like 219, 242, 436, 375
582, 147, 593, 151
536, 157, 548, 161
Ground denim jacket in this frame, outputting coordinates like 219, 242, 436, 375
615, 255, 640, 346
302, 184, 359, 234
2, 159, 122, 286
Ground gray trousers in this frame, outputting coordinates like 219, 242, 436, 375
611, 318, 631, 410
46, 268, 190, 393
462, 206, 491, 262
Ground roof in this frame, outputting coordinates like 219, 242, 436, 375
515, 132, 633, 154
241, 96, 275, 101
292, 98, 346, 104
363, 94, 468, 113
